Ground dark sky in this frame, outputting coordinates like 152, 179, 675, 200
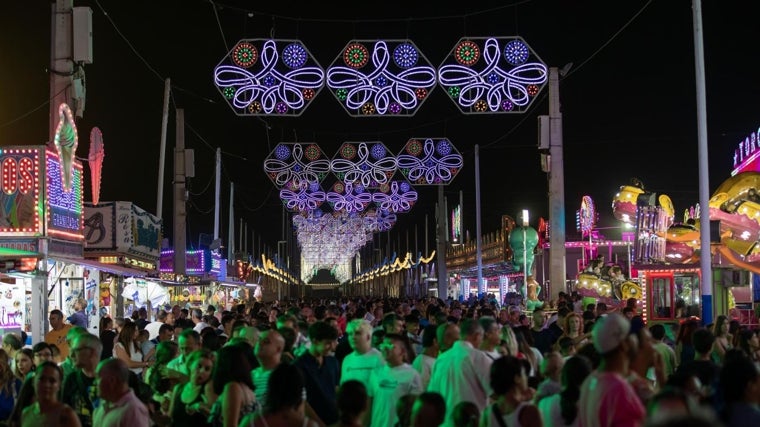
1, 0, 758, 260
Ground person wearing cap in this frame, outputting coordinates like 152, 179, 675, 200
577, 313, 645, 427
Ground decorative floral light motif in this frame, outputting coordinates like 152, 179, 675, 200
325, 182, 373, 213
214, 38, 325, 116
372, 180, 418, 213
503, 39, 529, 65
397, 138, 463, 185
331, 142, 397, 189
282, 43, 308, 69
393, 43, 419, 68
438, 37, 548, 114
264, 143, 330, 188
280, 182, 325, 212
344, 43, 370, 68
327, 40, 436, 116
232, 42, 258, 68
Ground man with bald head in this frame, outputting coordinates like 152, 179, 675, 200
427, 318, 492, 426
252, 329, 286, 409
436, 322, 460, 354
94, 358, 149, 427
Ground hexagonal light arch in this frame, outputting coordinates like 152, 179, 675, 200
331, 141, 398, 189
397, 138, 463, 185
438, 37, 548, 114
326, 40, 437, 117
213, 39, 325, 116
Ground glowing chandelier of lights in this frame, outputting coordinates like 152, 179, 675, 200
326, 40, 437, 117
214, 37, 547, 117
437, 37, 547, 114
397, 138, 463, 185
213, 39, 325, 116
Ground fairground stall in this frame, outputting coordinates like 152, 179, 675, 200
0, 137, 87, 342
81, 201, 162, 321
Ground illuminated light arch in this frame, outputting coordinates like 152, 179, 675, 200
330, 141, 397, 189
372, 180, 418, 213
53, 103, 78, 192
326, 40, 437, 117
396, 138, 463, 185
263, 143, 331, 189
438, 37, 548, 114
214, 39, 325, 116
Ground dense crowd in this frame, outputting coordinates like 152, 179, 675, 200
0, 292, 758, 427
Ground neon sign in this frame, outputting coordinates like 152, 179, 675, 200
732, 126, 760, 176
451, 204, 462, 243
0, 148, 42, 236
46, 150, 83, 240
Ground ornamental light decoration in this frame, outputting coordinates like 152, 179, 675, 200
213, 39, 325, 116
264, 143, 331, 189
397, 138, 463, 185
438, 37, 548, 114
53, 103, 79, 192
326, 40, 437, 116
88, 127, 105, 205
331, 142, 397, 189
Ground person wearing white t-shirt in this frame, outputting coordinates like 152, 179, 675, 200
411, 324, 439, 390
427, 318, 492, 426
367, 333, 422, 427
341, 319, 385, 386
190, 308, 209, 333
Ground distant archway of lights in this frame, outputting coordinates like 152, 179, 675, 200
264, 139, 462, 280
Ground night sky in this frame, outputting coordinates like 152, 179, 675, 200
1, 1, 758, 260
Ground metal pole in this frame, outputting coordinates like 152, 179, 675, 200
548, 67, 567, 299
436, 186, 448, 299
173, 109, 187, 274
692, 0, 713, 324
157, 78, 170, 219
227, 183, 234, 262
475, 145, 484, 296
213, 147, 221, 239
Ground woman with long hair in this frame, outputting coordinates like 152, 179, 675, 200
711, 315, 733, 363
0, 350, 22, 424
13, 349, 34, 381
208, 342, 258, 427
167, 349, 214, 426
240, 363, 318, 427
99, 316, 117, 360
145, 341, 179, 409
513, 327, 542, 379
480, 355, 543, 427
555, 313, 589, 351
113, 321, 150, 376
675, 318, 699, 366
20, 362, 80, 427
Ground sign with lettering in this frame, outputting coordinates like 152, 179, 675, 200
0, 148, 42, 236
84, 202, 115, 249
84, 201, 161, 269
46, 150, 83, 240
732, 126, 760, 175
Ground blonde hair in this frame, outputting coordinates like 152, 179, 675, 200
346, 319, 372, 336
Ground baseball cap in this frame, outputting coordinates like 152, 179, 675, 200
592, 312, 630, 354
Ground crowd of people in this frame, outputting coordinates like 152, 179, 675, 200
0, 292, 757, 427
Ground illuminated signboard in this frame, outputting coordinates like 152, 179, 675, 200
160, 249, 211, 275
732, 126, 760, 175
46, 150, 83, 240
0, 148, 42, 236
451, 204, 461, 243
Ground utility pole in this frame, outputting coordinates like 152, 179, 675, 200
49, 0, 73, 144
436, 186, 448, 299
548, 67, 567, 300
213, 147, 221, 239
692, 0, 713, 325
157, 78, 170, 219
173, 109, 187, 274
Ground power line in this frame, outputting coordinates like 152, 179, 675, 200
0, 84, 71, 130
